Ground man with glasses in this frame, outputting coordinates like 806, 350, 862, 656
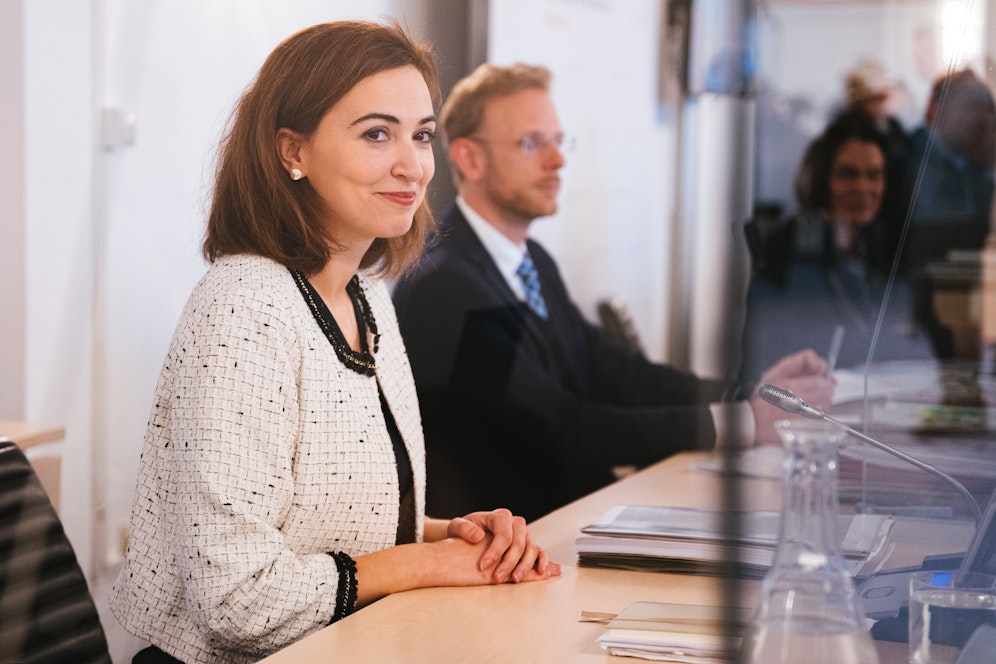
392, 63, 832, 522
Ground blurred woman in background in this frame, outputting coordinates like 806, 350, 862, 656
740, 111, 934, 383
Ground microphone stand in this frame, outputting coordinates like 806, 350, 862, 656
759, 384, 983, 527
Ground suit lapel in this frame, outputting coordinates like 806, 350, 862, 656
442, 207, 555, 363
443, 208, 521, 307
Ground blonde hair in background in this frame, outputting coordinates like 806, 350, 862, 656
440, 63, 552, 186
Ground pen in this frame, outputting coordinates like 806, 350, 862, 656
825, 325, 845, 377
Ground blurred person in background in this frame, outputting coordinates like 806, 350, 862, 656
902, 68, 994, 230
842, 59, 911, 262
741, 111, 934, 383
902, 68, 995, 357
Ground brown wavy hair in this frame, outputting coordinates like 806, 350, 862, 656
794, 110, 889, 213
203, 20, 440, 279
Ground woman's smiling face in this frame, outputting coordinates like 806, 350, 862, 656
828, 138, 886, 226
295, 65, 437, 249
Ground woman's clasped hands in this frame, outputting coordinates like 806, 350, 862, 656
426, 508, 562, 586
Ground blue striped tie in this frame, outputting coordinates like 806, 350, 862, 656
516, 253, 548, 319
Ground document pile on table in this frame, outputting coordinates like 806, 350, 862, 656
591, 601, 750, 663
575, 504, 894, 580
830, 364, 996, 509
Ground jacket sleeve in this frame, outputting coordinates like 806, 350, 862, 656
394, 259, 722, 477
162, 282, 348, 655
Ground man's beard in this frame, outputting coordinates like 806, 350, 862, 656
491, 187, 558, 223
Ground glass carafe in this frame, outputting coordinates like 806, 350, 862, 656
737, 419, 879, 664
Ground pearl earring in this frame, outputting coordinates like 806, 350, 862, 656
290, 168, 303, 181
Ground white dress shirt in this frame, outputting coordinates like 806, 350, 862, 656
456, 196, 529, 301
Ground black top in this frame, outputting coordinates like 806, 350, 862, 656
291, 270, 414, 544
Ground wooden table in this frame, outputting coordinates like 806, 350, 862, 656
260, 451, 974, 663
0, 420, 66, 509
0, 420, 65, 450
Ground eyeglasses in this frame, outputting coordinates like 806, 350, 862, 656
469, 131, 576, 156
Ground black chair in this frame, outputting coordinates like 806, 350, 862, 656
0, 438, 111, 664
596, 298, 643, 353
904, 220, 990, 358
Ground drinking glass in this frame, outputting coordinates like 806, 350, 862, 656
908, 570, 996, 664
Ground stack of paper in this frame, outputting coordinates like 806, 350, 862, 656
831, 363, 996, 513
595, 601, 750, 663
575, 505, 894, 579
837, 435, 996, 511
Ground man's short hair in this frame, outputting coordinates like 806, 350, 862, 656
441, 63, 552, 183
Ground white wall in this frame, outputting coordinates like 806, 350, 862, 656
488, 0, 675, 362
22, 0, 98, 578
0, 0, 25, 417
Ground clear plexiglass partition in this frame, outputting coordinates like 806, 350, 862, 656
745, 0, 995, 523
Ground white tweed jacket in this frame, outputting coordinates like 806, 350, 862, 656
110, 255, 426, 664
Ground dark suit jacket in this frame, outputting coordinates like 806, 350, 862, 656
392, 206, 726, 521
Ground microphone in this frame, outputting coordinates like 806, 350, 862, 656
757, 383, 826, 419
758, 383, 983, 526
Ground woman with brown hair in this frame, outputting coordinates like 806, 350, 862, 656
110, 21, 558, 664
741, 111, 935, 383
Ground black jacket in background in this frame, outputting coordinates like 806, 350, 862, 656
392, 206, 724, 522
